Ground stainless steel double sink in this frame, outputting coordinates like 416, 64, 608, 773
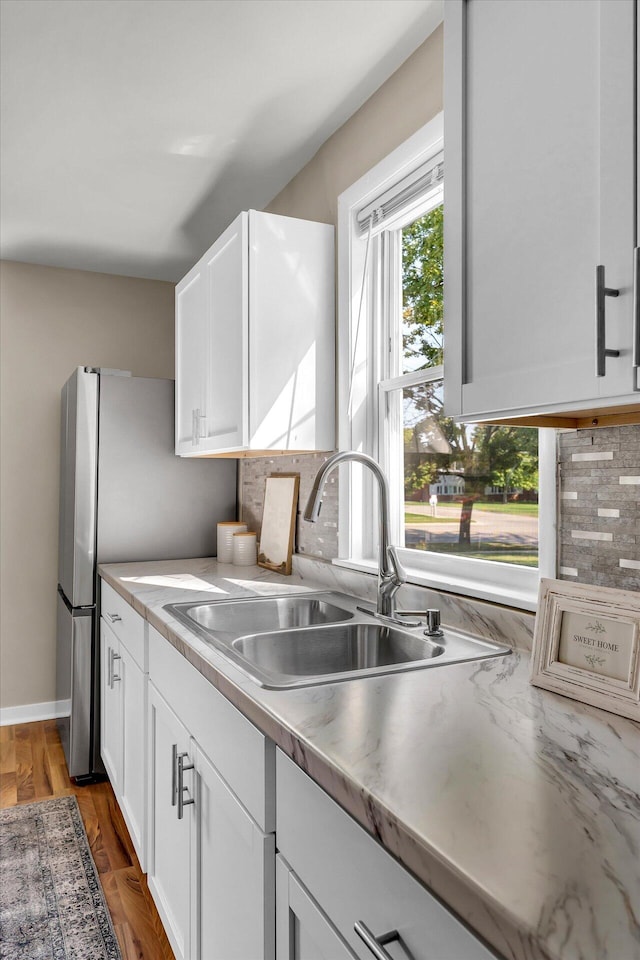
164, 592, 511, 689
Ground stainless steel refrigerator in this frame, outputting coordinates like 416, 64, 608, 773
56, 367, 237, 781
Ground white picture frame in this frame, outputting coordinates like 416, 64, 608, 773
530, 578, 640, 721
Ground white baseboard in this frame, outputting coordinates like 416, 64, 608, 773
0, 699, 71, 727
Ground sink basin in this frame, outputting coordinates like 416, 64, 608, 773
169, 594, 353, 637
164, 591, 511, 689
233, 623, 445, 680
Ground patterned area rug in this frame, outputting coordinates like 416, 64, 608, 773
0, 795, 122, 959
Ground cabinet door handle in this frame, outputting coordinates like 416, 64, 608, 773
107, 647, 113, 687
177, 751, 195, 820
354, 922, 403, 960
595, 265, 620, 376
171, 744, 178, 806
191, 408, 207, 445
111, 652, 121, 683
195, 408, 207, 441
633, 247, 639, 388
105, 612, 122, 624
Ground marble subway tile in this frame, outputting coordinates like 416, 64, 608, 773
571, 530, 614, 542
570, 451, 614, 462
558, 425, 640, 590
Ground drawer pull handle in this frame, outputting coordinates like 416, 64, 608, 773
354, 921, 402, 960
595, 264, 620, 377
106, 612, 122, 623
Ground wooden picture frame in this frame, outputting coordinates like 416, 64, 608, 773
257, 474, 300, 576
531, 578, 640, 721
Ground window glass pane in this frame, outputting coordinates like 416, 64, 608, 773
401, 205, 443, 373
402, 382, 539, 567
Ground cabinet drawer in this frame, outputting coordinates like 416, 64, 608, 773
276, 750, 496, 960
100, 580, 146, 670
149, 625, 275, 832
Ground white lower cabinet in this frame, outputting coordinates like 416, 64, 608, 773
147, 683, 193, 960
276, 750, 497, 960
100, 580, 148, 869
100, 621, 122, 789
195, 743, 275, 959
118, 640, 146, 867
147, 625, 276, 960
276, 856, 356, 960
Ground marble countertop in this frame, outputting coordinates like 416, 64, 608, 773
99, 557, 640, 960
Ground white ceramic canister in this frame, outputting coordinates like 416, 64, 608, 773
217, 521, 247, 562
232, 531, 258, 566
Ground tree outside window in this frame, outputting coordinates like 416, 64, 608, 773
399, 207, 539, 567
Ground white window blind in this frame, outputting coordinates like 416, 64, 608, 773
355, 151, 444, 235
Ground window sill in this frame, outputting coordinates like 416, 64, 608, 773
332, 556, 539, 612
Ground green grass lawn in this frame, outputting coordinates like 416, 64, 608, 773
466, 501, 539, 516
465, 551, 538, 567
405, 501, 539, 517
404, 513, 457, 524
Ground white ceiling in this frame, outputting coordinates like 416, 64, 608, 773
0, 0, 442, 282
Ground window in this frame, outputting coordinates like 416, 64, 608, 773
337, 115, 555, 610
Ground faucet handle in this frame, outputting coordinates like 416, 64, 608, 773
386, 545, 406, 584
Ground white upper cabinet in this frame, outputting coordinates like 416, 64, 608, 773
444, 0, 639, 422
175, 210, 335, 456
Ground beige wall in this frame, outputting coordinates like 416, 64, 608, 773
0, 261, 174, 710
266, 24, 443, 225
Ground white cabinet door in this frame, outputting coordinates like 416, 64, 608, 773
175, 210, 334, 456
119, 641, 146, 869
175, 260, 208, 455
204, 211, 248, 452
276, 856, 356, 960
100, 620, 122, 790
248, 210, 335, 452
175, 212, 248, 456
147, 683, 194, 960
194, 743, 275, 960
445, 0, 637, 420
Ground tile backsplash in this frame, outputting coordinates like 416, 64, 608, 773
240, 453, 338, 559
240, 424, 640, 594
557, 424, 639, 591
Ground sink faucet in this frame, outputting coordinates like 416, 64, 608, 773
303, 451, 408, 620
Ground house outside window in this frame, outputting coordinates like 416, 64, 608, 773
337, 114, 555, 610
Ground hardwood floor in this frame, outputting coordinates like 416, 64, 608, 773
0, 720, 174, 960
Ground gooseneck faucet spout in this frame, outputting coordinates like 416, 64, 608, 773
304, 451, 404, 618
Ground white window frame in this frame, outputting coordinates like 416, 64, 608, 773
336, 114, 556, 611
